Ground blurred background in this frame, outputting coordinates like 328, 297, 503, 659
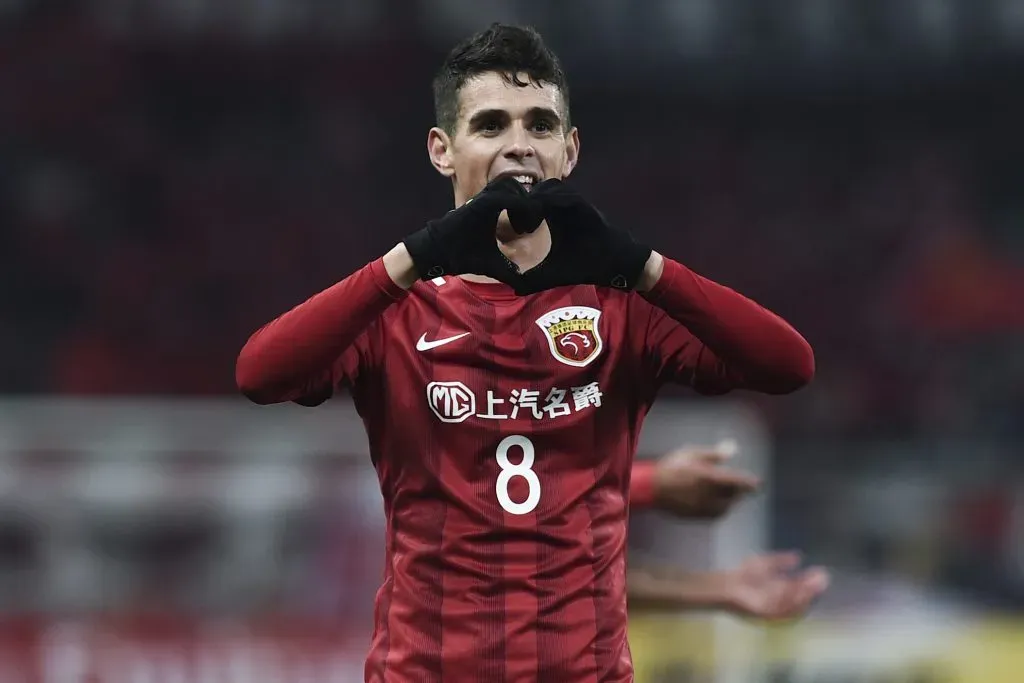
2, 0, 1024, 681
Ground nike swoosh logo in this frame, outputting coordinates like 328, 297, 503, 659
416, 331, 471, 352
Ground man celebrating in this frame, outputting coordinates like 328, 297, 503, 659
237, 23, 814, 683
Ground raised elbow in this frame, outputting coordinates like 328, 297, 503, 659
235, 348, 279, 405
771, 338, 816, 394
238, 384, 279, 405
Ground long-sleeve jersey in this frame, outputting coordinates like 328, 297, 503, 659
236, 257, 813, 683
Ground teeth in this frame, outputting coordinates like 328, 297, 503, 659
513, 175, 533, 185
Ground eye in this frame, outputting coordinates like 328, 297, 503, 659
531, 119, 554, 133
479, 119, 503, 135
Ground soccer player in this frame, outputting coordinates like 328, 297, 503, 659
236, 22, 814, 683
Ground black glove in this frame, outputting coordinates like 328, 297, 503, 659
514, 179, 652, 295
403, 177, 544, 282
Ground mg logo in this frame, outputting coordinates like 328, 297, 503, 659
426, 382, 476, 423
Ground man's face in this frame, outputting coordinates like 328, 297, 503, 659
428, 71, 579, 206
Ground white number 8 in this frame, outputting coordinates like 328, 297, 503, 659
495, 435, 541, 515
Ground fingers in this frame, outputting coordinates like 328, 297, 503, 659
507, 199, 544, 235
714, 438, 739, 458
798, 566, 830, 595
477, 177, 532, 216
673, 449, 729, 464
703, 467, 760, 491
735, 555, 830, 620
665, 457, 759, 491
661, 439, 760, 492
662, 449, 730, 468
752, 551, 803, 573
669, 438, 739, 464
776, 567, 830, 618
473, 178, 544, 236
530, 178, 568, 203
530, 179, 601, 224
531, 178, 563, 192
484, 176, 530, 196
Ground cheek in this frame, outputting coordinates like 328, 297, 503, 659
453, 149, 494, 180
540, 146, 568, 174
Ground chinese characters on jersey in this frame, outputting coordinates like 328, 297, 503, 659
426, 381, 603, 424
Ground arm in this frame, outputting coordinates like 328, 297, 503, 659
628, 553, 830, 619
629, 442, 759, 517
235, 244, 416, 405
627, 566, 733, 612
637, 252, 815, 395
630, 460, 658, 508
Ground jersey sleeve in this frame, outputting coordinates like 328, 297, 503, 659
640, 303, 740, 395
236, 258, 404, 405
635, 257, 815, 396
629, 460, 657, 508
291, 325, 379, 406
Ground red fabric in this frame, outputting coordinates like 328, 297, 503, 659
235, 257, 407, 404
643, 257, 815, 394
630, 460, 657, 508
236, 259, 813, 682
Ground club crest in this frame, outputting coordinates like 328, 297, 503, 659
535, 306, 604, 367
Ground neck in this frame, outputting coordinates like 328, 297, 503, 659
460, 221, 552, 285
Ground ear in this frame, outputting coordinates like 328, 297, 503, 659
427, 127, 455, 178
562, 127, 580, 179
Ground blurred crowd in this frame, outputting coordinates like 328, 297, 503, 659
4, 10, 1022, 441
2, 5, 1024, 616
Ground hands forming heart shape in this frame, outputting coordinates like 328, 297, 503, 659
404, 178, 652, 295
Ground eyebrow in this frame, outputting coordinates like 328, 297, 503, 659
467, 106, 563, 129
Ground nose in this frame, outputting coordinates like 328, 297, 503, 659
503, 123, 535, 161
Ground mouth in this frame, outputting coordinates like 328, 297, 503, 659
494, 171, 541, 192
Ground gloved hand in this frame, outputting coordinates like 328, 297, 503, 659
403, 177, 544, 283
514, 179, 652, 295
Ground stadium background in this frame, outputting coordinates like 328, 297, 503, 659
2, 1, 1024, 681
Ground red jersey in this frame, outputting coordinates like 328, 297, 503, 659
236, 257, 814, 683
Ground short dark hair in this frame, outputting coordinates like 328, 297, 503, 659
432, 23, 571, 135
